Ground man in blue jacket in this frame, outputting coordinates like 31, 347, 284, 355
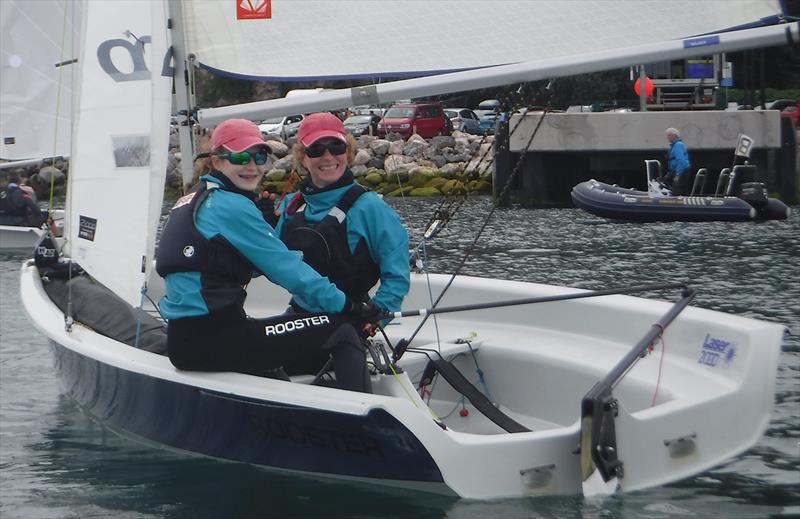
664, 127, 692, 196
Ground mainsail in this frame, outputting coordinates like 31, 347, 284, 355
64, 0, 172, 308
182, 1, 793, 125
183, 0, 785, 81
0, 0, 81, 161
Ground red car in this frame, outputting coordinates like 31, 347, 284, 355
377, 102, 451, 139
782, 101, 799, 128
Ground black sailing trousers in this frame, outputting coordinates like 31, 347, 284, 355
167, 305, 371, 393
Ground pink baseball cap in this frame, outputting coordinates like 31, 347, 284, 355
210, 119, 271, 153
297, 112, 347, 146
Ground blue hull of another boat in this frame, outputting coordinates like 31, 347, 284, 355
571, 180, 790, 222
50, 341, 446, 487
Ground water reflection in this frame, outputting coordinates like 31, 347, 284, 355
24, 397, 457, 519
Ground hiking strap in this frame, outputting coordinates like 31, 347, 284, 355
428, 357, 531, 433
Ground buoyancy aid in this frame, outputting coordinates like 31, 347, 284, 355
281, 184, 379, 301
0, 185, 26, 217
156, 181, 256, 312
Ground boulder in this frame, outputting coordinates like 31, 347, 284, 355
272, 155, 292, 171
37, 165, 65, 184
353, 148, 371, 166
409, 186, 442, 197
368, 139, 390, 156
364, 172, 385, 186
350, 164, 368, 177
265, 169, 287, 181
388, 140, 404, 155
266, 140, 290, 158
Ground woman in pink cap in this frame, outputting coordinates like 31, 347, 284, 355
274, 112, 409, 375
156, 118, 380, 392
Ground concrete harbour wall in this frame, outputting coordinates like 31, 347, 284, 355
498, 111, 797, 206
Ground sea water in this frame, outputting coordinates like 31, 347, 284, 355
1, 198, 798, 519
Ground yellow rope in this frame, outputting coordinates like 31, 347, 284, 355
48, 0, 70, 215
388, 363, 442, 421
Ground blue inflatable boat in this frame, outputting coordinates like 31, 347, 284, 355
571, 163, 791, 222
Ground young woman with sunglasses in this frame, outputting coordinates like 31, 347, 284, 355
156, 118, 379, 392
275, 113, 410, 368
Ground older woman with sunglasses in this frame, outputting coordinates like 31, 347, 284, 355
275, 113, 409, 347
156, 118, 379, 392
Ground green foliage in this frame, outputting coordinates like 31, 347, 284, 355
194, 69, 255, 107
725, 88, 800, 105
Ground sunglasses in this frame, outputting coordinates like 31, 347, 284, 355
217, 149, 271, 166
305, 140, 347, 158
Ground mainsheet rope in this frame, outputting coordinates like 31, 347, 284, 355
399, 104, 552, 350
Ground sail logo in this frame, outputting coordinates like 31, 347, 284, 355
237, 0, 272, 19
78, 215, 98, 241
697, 334, 736, 367
97, 33, 172, 83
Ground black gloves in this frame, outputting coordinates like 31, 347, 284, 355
256, 193, 278, 227
345, 298, 388, 324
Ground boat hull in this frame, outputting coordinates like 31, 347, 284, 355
20, 261, 784, 499
50, 339, 448, 488
0, 210, 64, 250
0, 224, 44, 249
571, 180, 790, 222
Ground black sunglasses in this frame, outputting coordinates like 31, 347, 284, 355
305, 140, 347, 158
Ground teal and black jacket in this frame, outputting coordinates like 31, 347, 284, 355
157, 172, 346, 320
276, 170, 409, 314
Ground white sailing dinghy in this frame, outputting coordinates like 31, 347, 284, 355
20, 0, 792, 499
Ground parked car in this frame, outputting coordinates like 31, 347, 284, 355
781, 101, 799, 127
256, 114, 306, 140
279, 114, 305, 140
257, 116, 285, 136
377, 102, 450, 139
445, 108, 481, 134
474, 98, 502, 118
478, 110, 509, 135
343, 114, 382, 136
350, 105, 386, 117
765, 99, 797, 111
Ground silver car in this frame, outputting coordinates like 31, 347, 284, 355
257, 114, 305, 140
279, 114, 305, 140
445, 108, 480, 134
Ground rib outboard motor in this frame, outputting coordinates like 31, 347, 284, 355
738, 182, 768, 210
727, 164, 756, 197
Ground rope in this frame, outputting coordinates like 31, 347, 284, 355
401, 108, 551, 347
388, 363, 442, 421
133, 284, 148, 349
48, 0, 70, 216
651, 323, 666, 407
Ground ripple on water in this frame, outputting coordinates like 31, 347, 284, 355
1, 200, 798, 518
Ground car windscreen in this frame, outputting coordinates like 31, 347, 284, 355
261, 116, 283, 124
384, 107, 414, 118
344, 116, 373, 124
